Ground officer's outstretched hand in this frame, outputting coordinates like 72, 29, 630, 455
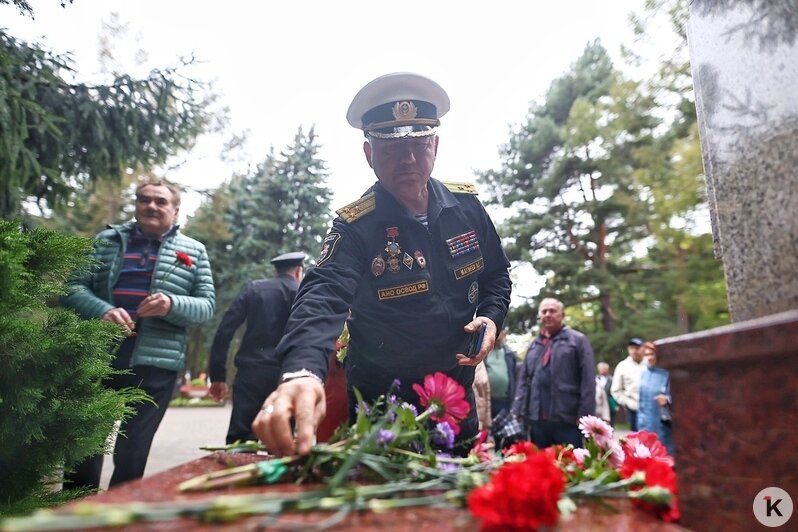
252, 377, 326, 457
456, 316, 497, 366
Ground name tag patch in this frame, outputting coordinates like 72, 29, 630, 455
378, 280, 430, 301
454, 257, 484, 280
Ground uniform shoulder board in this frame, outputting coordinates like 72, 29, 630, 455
443, 181, 478, 195
336, 191, 376, 223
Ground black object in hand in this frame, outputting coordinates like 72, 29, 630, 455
467, 323, 487, 358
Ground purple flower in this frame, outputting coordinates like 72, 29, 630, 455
355, 403, 370, 416
392, 378, 401, 389
400, 402, 418, 416
431, 422, 455, 450
376, 429, 395, 446
435, 452, 460, 473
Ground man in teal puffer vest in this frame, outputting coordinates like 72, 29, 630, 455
62, 180, 215, 489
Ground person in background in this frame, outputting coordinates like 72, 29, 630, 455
595, 368, 611, 423
472, 362, 492, 433
512, 298, 596, 448
252, 72, 512, 457
596, 361, 617, 426
208, 252, 306, 444
611, 338, 645, 431
61, 180, 216, 489
484, 327, 517, 419
637, 341, 674, 456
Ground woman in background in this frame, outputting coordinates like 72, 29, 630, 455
637, 341, 674, 456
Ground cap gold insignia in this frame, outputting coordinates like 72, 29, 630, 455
392, 101, 418, 121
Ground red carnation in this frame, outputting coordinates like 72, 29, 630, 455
621, 454, 681, 522
503, 441, 537, 459
469, 452, 565, 531
175, 251, 193, 267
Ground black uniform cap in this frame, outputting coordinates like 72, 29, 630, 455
270, 252, 306, 269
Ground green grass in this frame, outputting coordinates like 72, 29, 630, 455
168, 397, 225, 408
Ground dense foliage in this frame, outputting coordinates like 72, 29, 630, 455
482, 32, 728, 361
0, 220, 145, 510
0, 29, 211, 219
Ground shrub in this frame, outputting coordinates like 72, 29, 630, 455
0, 220, 146, 510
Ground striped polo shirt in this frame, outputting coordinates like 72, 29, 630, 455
112, 225, 168, 319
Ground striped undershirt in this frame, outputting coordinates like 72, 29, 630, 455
111, 225, 163, 319
414, 212, 428, 227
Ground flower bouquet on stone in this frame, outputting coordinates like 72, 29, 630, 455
1, 378, 680, 531
467, 415, 680, 530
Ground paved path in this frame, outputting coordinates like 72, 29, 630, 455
100, 404, 231, 490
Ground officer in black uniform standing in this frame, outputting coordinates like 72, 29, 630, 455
208, 252, 306, 443
253, 73, 512, 457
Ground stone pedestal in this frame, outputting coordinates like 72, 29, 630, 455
50, 452, 686, 531
658, 310, 798, 531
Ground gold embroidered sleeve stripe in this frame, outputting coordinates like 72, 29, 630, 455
442, 181, 478, 195
336, 192, 376, 223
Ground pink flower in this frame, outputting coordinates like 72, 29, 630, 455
578, 415, 614, 448
573, 448, 589, 465
607, 439, 625, 469
621, 431, 674, 467
412, 372, 470, 435
470, 430, 492, 463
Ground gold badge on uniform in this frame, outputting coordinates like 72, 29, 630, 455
371, 256, 385, 277
403, 252, 414, 270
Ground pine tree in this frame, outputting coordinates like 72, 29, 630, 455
182, 126, 333, 375
481, 41, 660, 358
0, 29, 211, 219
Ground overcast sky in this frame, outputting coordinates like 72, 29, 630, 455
4, 0, 657, 314
4, 0, 647, 217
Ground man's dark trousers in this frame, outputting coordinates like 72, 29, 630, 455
226, 362, 281, 444
64, 365, 176, 490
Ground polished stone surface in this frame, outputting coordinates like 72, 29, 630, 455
658, 309, 798, 532
689, 1, 798, 322
65, 452, 686, 531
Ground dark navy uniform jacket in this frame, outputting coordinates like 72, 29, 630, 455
209, 274, 300, 382
276, 178, 511, 411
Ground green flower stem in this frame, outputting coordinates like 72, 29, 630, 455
414, 406, 438, 424
565, 475, 644, 498
178, 456, 297, 492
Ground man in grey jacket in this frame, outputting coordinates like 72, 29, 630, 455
62, 180, 215, 489
512, 298, 595, 448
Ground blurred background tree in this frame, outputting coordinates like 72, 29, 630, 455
182, 126, 333, 377
482, 0, 729, 363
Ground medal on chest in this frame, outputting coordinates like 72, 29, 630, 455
384, 226, 403, 273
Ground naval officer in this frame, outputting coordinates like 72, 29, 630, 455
253, 73, 512, 456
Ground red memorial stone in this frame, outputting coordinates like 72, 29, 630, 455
63, 451, 687, 531
658, 309, 798, 531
